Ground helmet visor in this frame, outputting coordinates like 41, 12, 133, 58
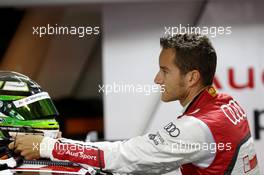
12, 92, 59, 120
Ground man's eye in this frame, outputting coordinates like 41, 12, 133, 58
163, 70, 168, 74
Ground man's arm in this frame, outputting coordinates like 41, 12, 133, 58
9, 116, 215, 174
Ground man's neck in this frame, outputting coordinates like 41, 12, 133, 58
180, 86, 208, 107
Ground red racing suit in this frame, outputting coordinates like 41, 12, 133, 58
40, 87, 260, 174
180, 87, 259, 175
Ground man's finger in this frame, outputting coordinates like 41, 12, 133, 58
14, 145, 22, 154
15, 135, 25, 143
8, 142, 15, 150
24, 154, 36, 160
22, 150, 36, 160
21, 151, 27, 157
24, 156, 32, 160
14, 149, 21, 154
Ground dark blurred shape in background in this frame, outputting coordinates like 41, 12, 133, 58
0, 7, 103, 141
0, 8, 24, 61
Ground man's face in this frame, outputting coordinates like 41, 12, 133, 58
154, 48, 188, 102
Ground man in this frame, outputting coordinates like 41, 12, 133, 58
9, 34, 260, 174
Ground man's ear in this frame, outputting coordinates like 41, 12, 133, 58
187, 70, 200, 87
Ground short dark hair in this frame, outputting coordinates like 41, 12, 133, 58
160, 34, 217, 86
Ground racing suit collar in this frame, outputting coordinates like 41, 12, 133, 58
183, 86, 217, 115
181, 101, 191, 113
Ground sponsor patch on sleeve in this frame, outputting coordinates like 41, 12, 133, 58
148, 132, 166, 145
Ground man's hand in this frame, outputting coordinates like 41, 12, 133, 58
8, 135, 44, 160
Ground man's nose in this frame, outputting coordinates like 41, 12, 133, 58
154, 71, 163, 84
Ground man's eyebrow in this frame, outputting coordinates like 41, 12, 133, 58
160, 66, 170, 71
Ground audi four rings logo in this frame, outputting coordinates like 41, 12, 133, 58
221, 100, 247, 125
164, 122, 180, 137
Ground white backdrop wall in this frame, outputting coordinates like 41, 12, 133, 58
103, 1, 264, 174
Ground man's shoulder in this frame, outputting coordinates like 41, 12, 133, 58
203, 92, 236, 109
184, 93, 232, 118
216, 92, 234, 101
